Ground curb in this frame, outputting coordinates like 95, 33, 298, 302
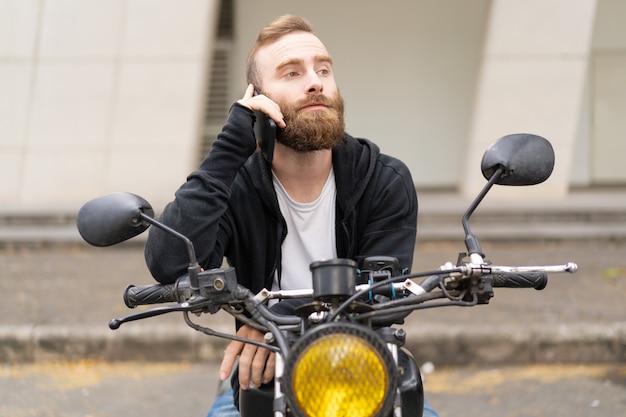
406, 322, 626, 365
3, 222, 626, 247
2, 322, 624, 365
0, 324, 228, 364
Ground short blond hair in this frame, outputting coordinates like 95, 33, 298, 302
246, 15, 315, 88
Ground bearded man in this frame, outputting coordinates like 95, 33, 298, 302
144, 14, 436, 417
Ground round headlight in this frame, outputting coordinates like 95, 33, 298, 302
283, 323, 398, 417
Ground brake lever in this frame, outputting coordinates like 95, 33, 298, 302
109, 298, 214, 329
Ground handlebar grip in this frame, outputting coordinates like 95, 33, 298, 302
123, 284, 177, 308
486, 272, 548, 290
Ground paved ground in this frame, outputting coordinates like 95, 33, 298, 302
0, 361, 216, 417
2, 361, 625, 417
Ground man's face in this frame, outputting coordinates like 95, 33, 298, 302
255, 32, 345, 152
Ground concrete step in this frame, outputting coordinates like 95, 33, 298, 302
2, 322, 624, 365
2, 189, 626, 245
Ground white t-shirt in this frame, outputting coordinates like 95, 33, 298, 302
271, 168, 337, 292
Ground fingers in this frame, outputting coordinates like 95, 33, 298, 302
237, 84, 286, 128
242, 83, 255, 99
237, 84, 260, 108
219, 325, 275, 389
263, 352, 276, 384
238, 339, 270, 389
219, 339, 243, 380
218, 325, 256, 380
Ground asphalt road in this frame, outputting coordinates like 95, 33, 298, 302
1, 361, 625, 417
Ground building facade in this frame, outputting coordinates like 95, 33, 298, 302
2, 0, 624, 208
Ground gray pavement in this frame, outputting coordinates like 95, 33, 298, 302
0, 361, 219, 417
1, 188, 626, 366
2, 362, 626, 417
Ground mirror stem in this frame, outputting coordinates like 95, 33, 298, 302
139, 213, 201, 290
461, 166, 504, 257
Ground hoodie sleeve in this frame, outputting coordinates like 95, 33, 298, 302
353, 154, 418, 273
144, 103, 258, 284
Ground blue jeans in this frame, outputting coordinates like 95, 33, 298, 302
207, 388, 440, 417
206, 388, 239, 417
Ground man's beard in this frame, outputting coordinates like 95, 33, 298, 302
274, 93, 345, 152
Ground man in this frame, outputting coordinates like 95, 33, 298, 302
145, 14, 437, 417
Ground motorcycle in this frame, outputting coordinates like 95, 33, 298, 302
77, 133, 577, 417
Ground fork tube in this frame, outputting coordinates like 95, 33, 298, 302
274, 353, 286, 417
387, 343, 403, 417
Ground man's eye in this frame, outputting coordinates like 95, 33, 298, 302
318, 69, 330, 76
286, 71, 299, 78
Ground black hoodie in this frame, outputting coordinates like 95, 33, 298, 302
145, 103, 418, 293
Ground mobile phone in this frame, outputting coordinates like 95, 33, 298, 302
253, 89, 276, 162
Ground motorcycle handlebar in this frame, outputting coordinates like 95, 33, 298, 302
123, 283, 178, 308
483, 272, 548, 290
121, 270, 549, 309
122, 268, 237, 309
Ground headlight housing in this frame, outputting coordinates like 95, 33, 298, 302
283, 323, 398, 417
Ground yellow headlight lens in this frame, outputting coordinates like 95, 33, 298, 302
291, 333, 389, 417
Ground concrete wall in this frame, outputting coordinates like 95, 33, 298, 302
1, 0, 219, 207
461, 0, 597, 199
589, 0, 626, 184
2, 0, 625, 209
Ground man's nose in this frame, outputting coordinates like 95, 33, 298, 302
305, 70, 324, 94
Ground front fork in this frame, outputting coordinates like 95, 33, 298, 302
379, 328, 424, 417
396, 346, 424, 417
388, 342, 404, 417
273, 354, 286, 417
